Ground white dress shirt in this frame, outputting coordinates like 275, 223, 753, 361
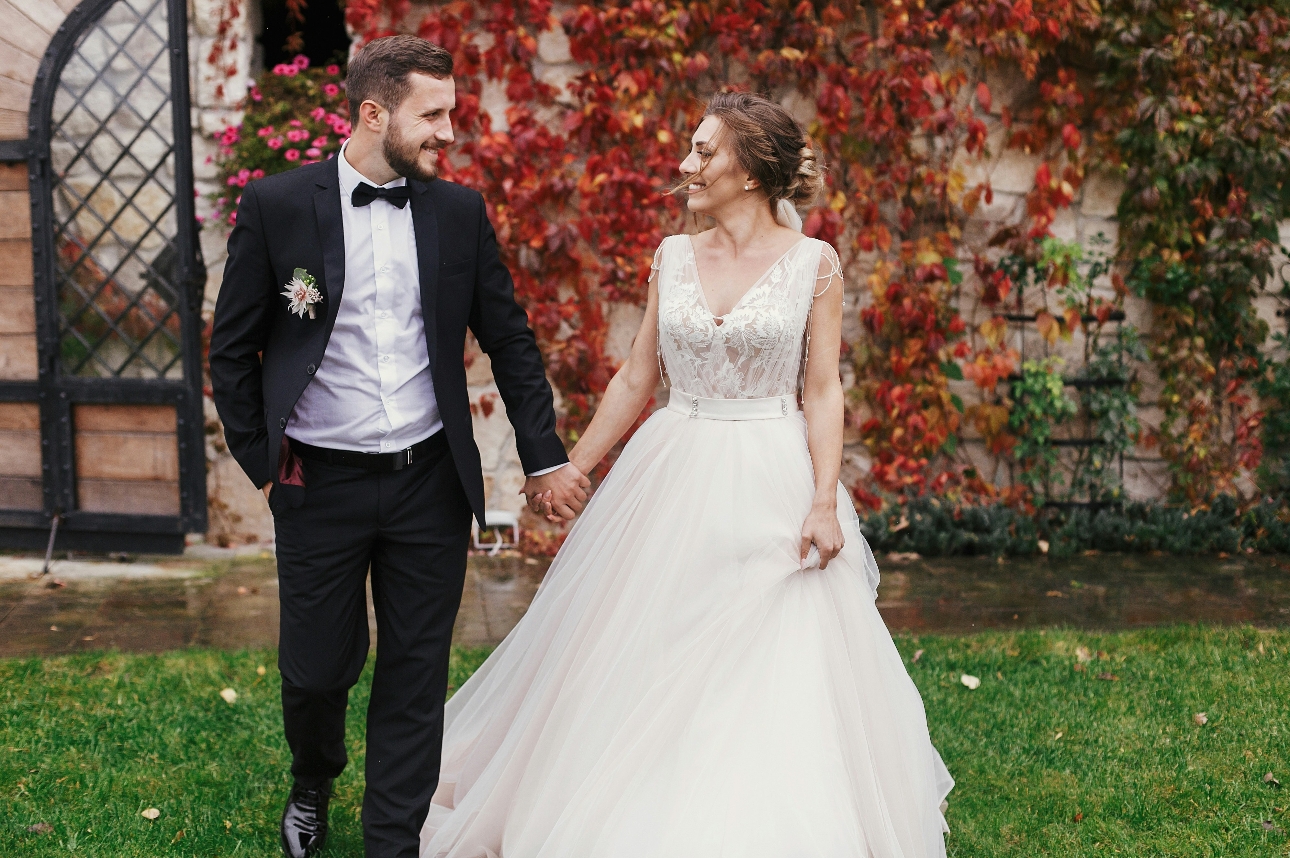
287, 144, 441, 452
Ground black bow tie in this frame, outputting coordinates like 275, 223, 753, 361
351, 183, 411, 209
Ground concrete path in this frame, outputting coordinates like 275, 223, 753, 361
0, 549, 1286, 658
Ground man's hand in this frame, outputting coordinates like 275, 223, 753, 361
522, 465, 591, 522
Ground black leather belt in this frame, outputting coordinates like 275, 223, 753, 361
289, 432, 448, 472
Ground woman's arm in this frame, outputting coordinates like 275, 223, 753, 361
566, 271, 664, 476
799, 246, 847, 568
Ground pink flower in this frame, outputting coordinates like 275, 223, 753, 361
311, 136, 328, 148
305, 147, 322, 158
323, 83, 340, 98
289, 119, 303, 128
267, 137, 283, 149
284, 149, 301, 161
286, 129, 309, 142
226, 175, 239, 186
334, 121, 352, 137
326, 64, 340, 76
293, 54, 310, 70
237, 168, 251, 181
249, 85, 263, 102
228, 212, 237, 226
272, 64, 297, 76
257, 125, 275, 137
310, 106, 326, 121
251, 169, 265, 179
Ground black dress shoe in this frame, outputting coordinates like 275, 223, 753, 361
281, 779, 332, 858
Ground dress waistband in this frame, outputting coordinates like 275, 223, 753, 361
666, 388, 799, 420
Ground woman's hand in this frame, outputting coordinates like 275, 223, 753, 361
800, 504, 845, 569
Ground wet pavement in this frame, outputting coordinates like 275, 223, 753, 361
0, 549, 1286, 657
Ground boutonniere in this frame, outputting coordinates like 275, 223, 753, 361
283, 268, 323, 319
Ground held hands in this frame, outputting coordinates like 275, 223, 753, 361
522, 464, 592, 522
800, 503, 845, 570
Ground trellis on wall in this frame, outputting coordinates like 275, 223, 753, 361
0, 0, 207, 553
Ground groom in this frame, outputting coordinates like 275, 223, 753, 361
209, 36, 589, 858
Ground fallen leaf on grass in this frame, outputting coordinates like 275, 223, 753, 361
1073, 663, 1086, 672
1194, 712, 1208, 726
1037, 539, 1050, 554
141, 808, 160, 820
1097, 672, 1119, 681
1264, 772, 1281, 788
1075, 646, 1093, 663
171, 829, 185, 843
1054, 731, 1064, 740
1263, 820, 1285, 834
236, 586, 249, 595
960, 674, 981, 690
912, 649, 924, 664
27, 823, 53, 834
257, 665, 267, 676
1046, 590, 1067, 598
1073, 812, 1084, 823
220, 688, 238, 704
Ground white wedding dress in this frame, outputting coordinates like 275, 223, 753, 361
420, 234, 953, 858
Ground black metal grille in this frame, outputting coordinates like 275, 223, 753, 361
49, 0, 182, 379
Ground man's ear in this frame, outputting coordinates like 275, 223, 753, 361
359, 100, 385, 133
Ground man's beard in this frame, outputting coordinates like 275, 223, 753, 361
383, 118, 441, 182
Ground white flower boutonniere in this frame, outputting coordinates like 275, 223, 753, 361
283, 268, 323, 319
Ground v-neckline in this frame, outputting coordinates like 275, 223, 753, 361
686, 234, 810, 323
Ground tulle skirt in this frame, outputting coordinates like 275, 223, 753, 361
421, 402, 953, 858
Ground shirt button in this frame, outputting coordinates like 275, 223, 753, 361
306, 364, 316, 375
375, 223, 385, 231
381, 355, 390, 363
279, 418, 286, 428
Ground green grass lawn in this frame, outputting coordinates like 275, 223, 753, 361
1, 627, 1286, 856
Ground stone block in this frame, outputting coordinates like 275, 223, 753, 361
18, 0, 67, 33
0, 108, 25, 140
537, 25, 572, 64
780, 88, 817, 126
480, 79, 509, 133
1050, 208, 1077, 243
1080, 168, 1123, 219
466, 347, 494, 387
605, 301, 644, 364
0, 3, 53, 57
0, 75, 28, 113
536, 63, 579, 104
0, 192, 30, 239
0, 38, 38, 83
989, 149, 1041, 195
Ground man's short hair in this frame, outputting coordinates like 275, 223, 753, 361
346, 36, 453, 118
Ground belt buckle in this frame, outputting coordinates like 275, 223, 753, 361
392, 446, 412, 471
690, 396, 699, 418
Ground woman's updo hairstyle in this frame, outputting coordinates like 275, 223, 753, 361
703, 91, 824, 210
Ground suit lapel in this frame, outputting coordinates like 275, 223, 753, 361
312, 158, 346, 340
411, 179, 440, 372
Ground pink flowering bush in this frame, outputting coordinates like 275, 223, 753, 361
211, 56, 350, 226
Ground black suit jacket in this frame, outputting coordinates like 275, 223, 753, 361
209, 158, 568, 527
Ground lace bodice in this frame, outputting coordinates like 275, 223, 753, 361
655, 234, 841, 399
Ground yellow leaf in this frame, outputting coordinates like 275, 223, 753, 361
141, 808, 161, 820
1035, 311, 1060, 345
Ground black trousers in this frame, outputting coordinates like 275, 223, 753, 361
271, 431, 471, 858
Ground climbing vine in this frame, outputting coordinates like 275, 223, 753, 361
210, 0, 1290, 512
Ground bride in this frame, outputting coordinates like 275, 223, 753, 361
421, 91, 953, 858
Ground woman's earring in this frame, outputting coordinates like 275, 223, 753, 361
744, 183, 752, 191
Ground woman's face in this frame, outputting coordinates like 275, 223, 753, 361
678, 116, 750, 216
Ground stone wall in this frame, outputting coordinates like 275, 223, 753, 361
192, 3, 1290, 545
